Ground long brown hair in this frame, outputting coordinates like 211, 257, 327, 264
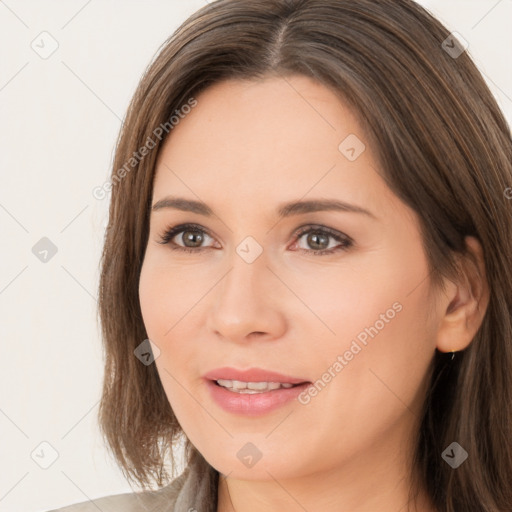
97, 1, 512, 510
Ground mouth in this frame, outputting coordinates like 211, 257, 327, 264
204, 376, 313, 415
202, 366, 311, 393
212, 379, 309, 394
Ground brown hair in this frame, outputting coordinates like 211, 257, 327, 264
97, 1, 512, 510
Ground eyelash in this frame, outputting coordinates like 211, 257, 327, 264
156, 222, 353, 256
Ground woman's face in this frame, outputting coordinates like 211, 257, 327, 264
139, 75, 445, 482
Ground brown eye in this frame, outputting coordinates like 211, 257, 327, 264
293, 225, 353, 256
157, 223, 216, 252
303, 232, 330, 251
180, 229, 205, 248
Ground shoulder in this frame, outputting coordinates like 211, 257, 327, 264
46, 469, 189, 512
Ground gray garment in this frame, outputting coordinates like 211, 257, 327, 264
47, 449, 219, 512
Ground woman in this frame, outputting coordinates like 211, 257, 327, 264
50, 0, 512, 511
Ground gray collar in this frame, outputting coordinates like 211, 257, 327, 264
173, 448, 219, 512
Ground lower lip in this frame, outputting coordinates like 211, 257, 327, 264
205, 379, 312, 416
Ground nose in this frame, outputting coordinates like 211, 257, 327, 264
206, 248, 287, 344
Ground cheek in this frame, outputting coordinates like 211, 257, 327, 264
138, 257, 196, 410
138, 253, 209, 382
317, 237, 434, 355
289, 283, 435, 466
278, 300, 432, 478
138, 253, 203, 337
292, 241, 436, 405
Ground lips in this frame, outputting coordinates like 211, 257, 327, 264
202, 366, 310, 385
205, 378, 313, 415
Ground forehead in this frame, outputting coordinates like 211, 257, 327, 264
159, 74, 363, 156
152, 75, 399, 219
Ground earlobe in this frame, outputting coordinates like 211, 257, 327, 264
435, 236, 490, 353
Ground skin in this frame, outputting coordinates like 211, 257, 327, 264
138, 75, 489, 512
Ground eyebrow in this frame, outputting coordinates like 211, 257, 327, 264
151, 196, 376, 219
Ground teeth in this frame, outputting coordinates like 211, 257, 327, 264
216, 379, 295, 393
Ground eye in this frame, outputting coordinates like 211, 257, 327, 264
291, 224, 353, 256
157, 223, 218, 253
156, 223, 353, 256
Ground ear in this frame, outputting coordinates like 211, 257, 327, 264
436, 236, 490, 353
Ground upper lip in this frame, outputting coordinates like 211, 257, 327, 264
203, 367, 310, 384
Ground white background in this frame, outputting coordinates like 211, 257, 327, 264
0, 1, 510, 511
